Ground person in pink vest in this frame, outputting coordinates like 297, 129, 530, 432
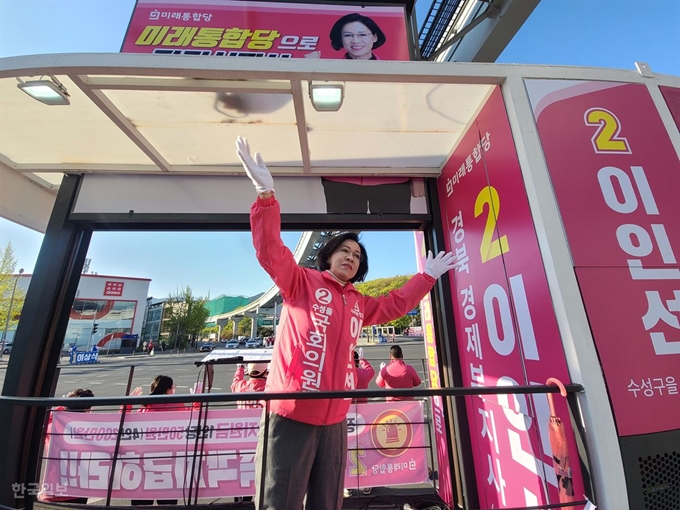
231, 362, 269, 408
376, 345, 422, 401
236, 136, 456, 510
352, 348, 374, 404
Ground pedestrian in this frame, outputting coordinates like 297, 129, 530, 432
39, 389, 95, 504
376, 345, 422, 401
147, 341, 154, 355
236, 136, 456, 510
143, 341, 148, 352
231, 362, 269, 409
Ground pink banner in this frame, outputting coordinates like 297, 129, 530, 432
122, 0, 410, 61
413, 231, 454, 505
43, 403, 428, 498
345, 401, 429, 489
526, 80, 680, 436
437, 86, 584, 507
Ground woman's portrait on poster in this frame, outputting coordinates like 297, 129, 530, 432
331, 13, 386, 60
305, 13, 387, 60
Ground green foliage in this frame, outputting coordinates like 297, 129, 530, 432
237, 317, 252, 336
355, 274, 420, 332
0, 242, 26, 334
354, 275, 411, 297
222, 320, 235, 340
258, 326, 274, 337
163, 286, 211, 348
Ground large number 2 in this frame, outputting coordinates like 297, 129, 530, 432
584, 107, 631, 154
348, 447, 367, 476
474, 185, 509, 263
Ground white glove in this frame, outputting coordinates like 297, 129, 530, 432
235, 136, 275, 194
380, 362, 386, 370
358, 347, 364, 359
424, 250, 456, 279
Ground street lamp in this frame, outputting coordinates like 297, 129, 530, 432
1, 268, 24, 359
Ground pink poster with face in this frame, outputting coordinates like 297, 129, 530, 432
121, 0, 410, 61
526, 80, 680, 436
437, 86, 584, 508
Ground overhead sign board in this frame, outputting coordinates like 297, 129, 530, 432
122, 0, 410, 60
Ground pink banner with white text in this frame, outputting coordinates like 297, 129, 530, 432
526, 80, 680, 436
122, 0, 410, 61
437, 86, 584, 508
413, 231, 454, 505
43, 403, 428, 498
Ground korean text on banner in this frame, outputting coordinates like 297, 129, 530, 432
526, 80, 680, 436
437, 86, 584, 508
122, 0, 409, 61
43, 403, 428, 499
412, 231, 453, 505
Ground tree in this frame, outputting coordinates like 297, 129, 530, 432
237, 317, 252, 337
201, 325, 219, 341
221, 320, 235, 340
355, 274, 418, 333
163, 286, 211, 349
1, 242, 26, 337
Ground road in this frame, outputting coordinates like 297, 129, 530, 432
0, 338, 430, 399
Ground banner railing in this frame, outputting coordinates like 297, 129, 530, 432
0, 383, 589, 509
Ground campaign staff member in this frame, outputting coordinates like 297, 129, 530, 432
376, 345, 422, 401
236, 136, 456, 510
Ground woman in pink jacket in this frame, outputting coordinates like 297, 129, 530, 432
236, 137, 456, 510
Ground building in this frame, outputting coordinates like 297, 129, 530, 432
8, 273, 150, 350
141, 297, 167, 344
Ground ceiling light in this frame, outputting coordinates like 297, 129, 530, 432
17, 76, 70, 106
309, 83, 344, 112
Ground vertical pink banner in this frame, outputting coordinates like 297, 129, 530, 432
413, 231, 454, 505
526, 80, 680, 436
437, 87, 583, 508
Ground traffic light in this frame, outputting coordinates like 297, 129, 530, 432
92, 323, 99, 335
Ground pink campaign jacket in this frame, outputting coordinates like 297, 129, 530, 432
231, 365, 267, 408
376, 359, 422, 401
251, 195, 435, 425
354, 359, 375, 404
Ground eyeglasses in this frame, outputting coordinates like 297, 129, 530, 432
337, 246, 364, 262
342, 32, 374, 40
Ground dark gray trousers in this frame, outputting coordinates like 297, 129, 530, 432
254, 412, 347, 510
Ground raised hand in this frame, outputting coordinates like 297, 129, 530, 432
380, 362, 387, 371
424, 250, 456, 279
130, 386, 143, 397
235, 136, 275, 194
358, 347, 364, 359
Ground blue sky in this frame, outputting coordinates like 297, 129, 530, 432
0, 0, 678, 298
